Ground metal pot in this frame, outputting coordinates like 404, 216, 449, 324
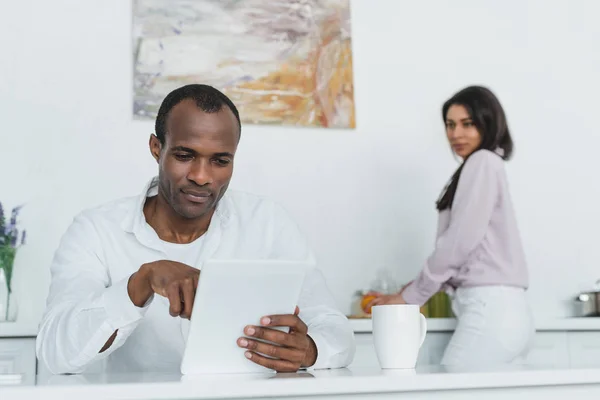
575, 279, 600, 317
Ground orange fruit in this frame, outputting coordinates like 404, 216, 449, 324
361, 295, 377, 314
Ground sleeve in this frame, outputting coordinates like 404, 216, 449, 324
401, 151, 501, 306
35, 213, 153, 374
269, 204, 356, 370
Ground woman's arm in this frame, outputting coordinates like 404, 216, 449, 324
401, 150, 503, 306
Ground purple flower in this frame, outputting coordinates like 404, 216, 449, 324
9, 205, 22, 227
10, 228, 18, 247
1, 203, 25, 248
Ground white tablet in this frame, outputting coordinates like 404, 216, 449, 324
180, 259, 310, 375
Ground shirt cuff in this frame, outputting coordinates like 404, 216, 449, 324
102, 276, 153, 329
401, 282, 427, 306
306, 331, 330, 370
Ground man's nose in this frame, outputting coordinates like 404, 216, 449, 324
188, 159, 213, 186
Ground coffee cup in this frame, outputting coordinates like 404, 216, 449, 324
372, 304, 427, 369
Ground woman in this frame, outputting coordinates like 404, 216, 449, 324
368, 86, 534, 366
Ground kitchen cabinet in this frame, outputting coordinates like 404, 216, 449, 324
418, 332, 452, 365
567, 332, 600, 367
524, 332, 570, 367
352, 333, 380, 368
351, 332, 452, 368
0, 338, 36, 385
351, 331, 600, 369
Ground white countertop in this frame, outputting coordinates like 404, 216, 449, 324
350, 317, 600, 333
4, 364, 600, 400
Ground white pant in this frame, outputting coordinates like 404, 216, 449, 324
441, 285, 535, 366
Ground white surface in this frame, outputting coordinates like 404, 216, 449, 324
0, 322, 37, 338
372, 305, 426, 369
350, 317, 600, 333
2, 0, 600, 333
180, 260, 308, 375
5, 364, 600, 400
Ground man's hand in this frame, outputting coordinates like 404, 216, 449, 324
127, 260, 200, 319
237, 307, 318, 372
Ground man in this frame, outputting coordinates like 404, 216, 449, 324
36, 84, 355, 374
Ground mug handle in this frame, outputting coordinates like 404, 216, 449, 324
418, 313, 427, 348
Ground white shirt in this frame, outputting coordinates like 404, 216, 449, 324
36, 178, 355, 374
160, 236, 207, 266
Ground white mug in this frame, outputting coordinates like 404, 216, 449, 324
372, 304, 427, 369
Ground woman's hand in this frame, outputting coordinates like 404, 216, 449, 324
364, 280, 413, 310
365, 292, 407, 309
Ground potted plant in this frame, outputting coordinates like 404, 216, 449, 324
0, 202, 25, 321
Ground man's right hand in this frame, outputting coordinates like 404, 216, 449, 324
127, 260, 200, 319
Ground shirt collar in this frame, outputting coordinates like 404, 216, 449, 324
121, 176, 233, 235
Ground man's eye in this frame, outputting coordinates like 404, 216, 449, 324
174, 154, 193, 161
214, 159, 230, 166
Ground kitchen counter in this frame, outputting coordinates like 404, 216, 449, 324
350, 317, 600, 333
4, 364, 600, 400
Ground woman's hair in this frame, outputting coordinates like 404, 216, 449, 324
436, 86, 514, 211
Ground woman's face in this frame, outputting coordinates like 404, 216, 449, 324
445, 104, 482, 159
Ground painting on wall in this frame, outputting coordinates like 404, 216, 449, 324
132, 0, 355, 129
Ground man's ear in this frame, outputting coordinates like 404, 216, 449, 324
149, 134, 162, 163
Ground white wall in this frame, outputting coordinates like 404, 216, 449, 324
1, 0, 600, 330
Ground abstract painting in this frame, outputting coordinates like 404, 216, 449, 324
132, 0, 355, 129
